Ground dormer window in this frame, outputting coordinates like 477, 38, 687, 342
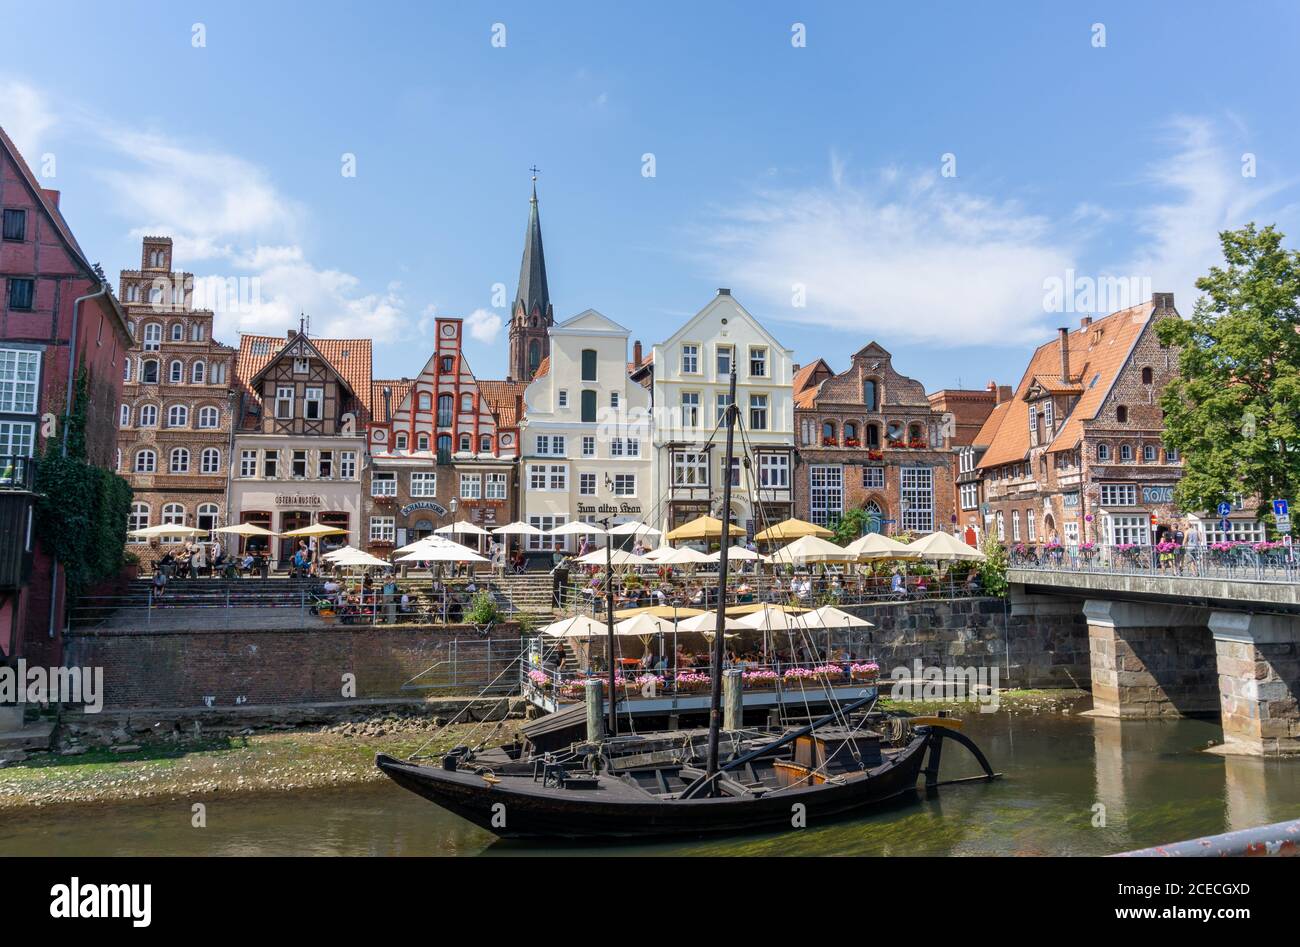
294, 357, 309, 374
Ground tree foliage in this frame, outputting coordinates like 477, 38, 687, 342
976, 533, 1009, 598
1157, 225, 1300, 526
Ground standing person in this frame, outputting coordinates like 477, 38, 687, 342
382, 575, 398, 624
210, 538, 224, 576
192, 543, 207, 579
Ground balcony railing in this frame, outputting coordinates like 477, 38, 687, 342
1008, 543, 1298, 584
0, 455, 35, 491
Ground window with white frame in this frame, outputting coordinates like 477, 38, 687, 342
1143, 443, 1157, 462
485, 472, 507, 499
1096, 443, 1110, 461
612, 474, 636, 496
528, 464, 548, 490
863, 466, 885, 489
1012, 511, 1021, 541
527, 515, 566, 551
275, 386, 294, 419
128, 503, 149, 537
809, 465, 843, 527
748, 394, 768, 430
304, 387, 323, 421
900, 466, 934, 533
748, 346, 767, 377
0, 349, 40, 413
372, 471, 397, 496
191, 361, 206, 384
370, 516, 395, 543
558, 389, 568, 408
1099, 483, 1137, 507
169, 448, 189, 474
166, 404, 188, 428
197, 406, 219, 429
535, 434, 565, 457
135, 449, 156, 473
339, 452, 356, 479
681, 344, 699, 374
759, 453, 789, 489
716, 345, 733, 377
120, 404, 130, 428
1120, 443, 1133, 462
548, 465, 567, 491
610, 391, 619, 409
996, 511, 1005, 541
672, 452, 708, 487
1204, 520, 1266, 544
0, 420, 35, 458
581, 435, 596, 458
715, 392, 733, 425
410, 472, 437, 497
200, 448, 221, 474
1106, 514, 1149, 546
160, 504, 185, 541
239, 450, 257, 477
196, 503, 219, 531
169, 360, 183, 384
460, 473, 481, 498
1027, 509, 1036, 541
170, 323, 183, 342
960, 482, 979, 510
294, 357, 309, 374
142, 323, 162, 350
579, 472, 596, 496
680, 391, 700, 427
1063, 521, 1079, 545
1166, 446, 1180, 462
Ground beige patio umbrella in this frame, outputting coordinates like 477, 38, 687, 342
845, 532, 919, 559
435, 520, 491, 536
211, 522, 278, 538
539, 615, 610, 638
549, 521, 608, 537
280, 523, 349, 538
576, 548, 649, 567
655, 546, 714, 566
613, 612, 677, 637
799, 605, 874, 629
607, 521, 662, 537
492, 521, 543, 536
909, 531, 987, 561
767, 535, 856, 566
128, 523, 206, 538
706, 545, 766, 562
754, 517, 834, 542
675, 610, 748, 633
733, 603, 813, 630
664, 515, 744, 542
726, 602, 808, 616
612, 604, 705, 619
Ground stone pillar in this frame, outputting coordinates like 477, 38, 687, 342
1208, 611, 1300, 756
1084, 600, 1216, 718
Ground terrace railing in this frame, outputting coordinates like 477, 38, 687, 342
1008, 543, 1298, 584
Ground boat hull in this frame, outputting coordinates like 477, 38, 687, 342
376, 732, 931, 840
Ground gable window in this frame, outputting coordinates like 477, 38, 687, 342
436, 393, 452, 426
418, 433, 431, 451
1141, 366, 1153, 385
748, 346, 768, 378
863, 379, 879, 411
1119, 443, 1133, 462
459, 433, 471, 452
275, 386, 294, 419
748, 394, 768, 430
2, 209, 27, 241
170, 323, 183, 342
293, 357, 309, 374
1143, 443, 1157, 462
7, 278, 34, 310
440, 356, 454, 373
304, 387, 323, 421
480, 434, 492, 453
558, 389, 568, 408
866, 423, 881, 449
394, 432, 407, 451
681, 344, 699, 374
1115, 405, 1128, 423
581, 389, 597, 423
1096, 443, 1110, 462
716, 345, 733, 377
581, 349, 598, 382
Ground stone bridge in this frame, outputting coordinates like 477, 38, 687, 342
1009, 565, 1300, 756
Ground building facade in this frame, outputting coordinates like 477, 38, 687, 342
1, 127, 133, 664
977, 294, 1187, 548
229, 331, 371, 563
519, 309, 652, 553
928, 382, 1009, 544
116, 236, 236, 565
363, 317, 523, 553
791, 343, 959, 535
632, 290, 796, 537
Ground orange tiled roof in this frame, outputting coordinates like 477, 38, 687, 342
971, 399, 1009, 448
479, 379, 527, 427
236, 332, 374, 421
977, 302, 1153, 469
371, 378, 412, 423
534, 356, 550, 379
792, 358, 831, 409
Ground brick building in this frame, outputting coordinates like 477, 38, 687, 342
954, 391, 1012, 544
363, 317, 523, 553
117, 237, 236, 566
506, 175, 553, 384
1, 125, 133, 664
229, 331, 371, 564
976, 294, 1187, 548
792, 343, 957, 535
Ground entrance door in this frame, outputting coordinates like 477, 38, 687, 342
411, 518, 434, 542
241, 510, 272, 555
278, 510, 311, 563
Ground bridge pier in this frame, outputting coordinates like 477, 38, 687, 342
1083, 600, 1218, 719
1208, 612, 1300, 756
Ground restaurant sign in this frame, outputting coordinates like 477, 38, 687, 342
1141, 485, 1175, 504
400, 500, 448, 517
575, 501, 643, 516
275, 495, 322, 507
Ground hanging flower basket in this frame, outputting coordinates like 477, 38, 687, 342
849, 662, 880, 682
742, 669, 778, 688
812, 664, 847, 682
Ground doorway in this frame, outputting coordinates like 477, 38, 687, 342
278, 510, 311, 563
240, 510, 272, 556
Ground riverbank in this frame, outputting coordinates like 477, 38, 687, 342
0, 690, 1083, 815
0, 711, 522, 813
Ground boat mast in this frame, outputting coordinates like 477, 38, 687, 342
605, 515, 617, 738
705, 366, 739, 778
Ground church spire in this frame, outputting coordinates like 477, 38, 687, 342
509, 169, 553, 382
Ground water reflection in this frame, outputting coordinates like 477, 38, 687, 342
2, 702, 1298, 857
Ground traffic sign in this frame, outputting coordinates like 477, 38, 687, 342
1277, 513, 1292, 535
1217, 502, 1233, 517
1219, 518, 1231, 532
1273, 499, 1289, 517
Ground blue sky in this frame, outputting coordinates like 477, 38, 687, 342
4, 1, 1299, 391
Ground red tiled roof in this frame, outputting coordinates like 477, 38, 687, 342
371, 378, 412, 423
971, 399, 1009, 448
236, 332, 373, 423
792, 358, 831, 408
978, 302, 1153, 469
534, 356, 550, 379
479, 379, 527, 427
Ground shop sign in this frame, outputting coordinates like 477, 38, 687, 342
275, 495, 322, 506
400, 500, 448, 517
575, 502, 643, 515
1141, 485, 1175, 504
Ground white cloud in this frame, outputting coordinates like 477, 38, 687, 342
0, 80, 56, 160
699, 160, 1076, 346
465, 308, 503, 344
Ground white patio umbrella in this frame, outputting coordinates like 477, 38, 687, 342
211, 523, 278, 538
613, 612, 677, 637
322, 545, 360, 560
733, 603, 812, 631
394, 534, 464, 554
844, 532, 919, 559
706, 545, 766, 562
539, 615, 610, 638
640, 546, 675, 562
548, 521, 608, 536
492, 521, 543, 536
395, 543, 489, 563
675, 610, 748, 633
767, 535, 856, 566
909, 531, 987, 562
435, 520, 491, 536
607, 521, 662, 537
655, 546, 714, 566
328, 548, 390, 568
128, 523, 206, 538
576, 548, 649, 567
799, 605, 874, 629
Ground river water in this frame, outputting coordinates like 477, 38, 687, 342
4, 700, 1300, 856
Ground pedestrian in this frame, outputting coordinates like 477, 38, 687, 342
152, 568, 167, 599
192, 543, 207, 578
211, 538, 224, 574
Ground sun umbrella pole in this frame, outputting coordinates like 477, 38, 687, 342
706, 367, 738, 779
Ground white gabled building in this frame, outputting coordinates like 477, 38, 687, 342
519, 309, 652, 554
629, 289, 796, 538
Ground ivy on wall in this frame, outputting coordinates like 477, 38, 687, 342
32, 364, 133, 595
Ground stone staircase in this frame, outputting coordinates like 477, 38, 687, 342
492, 573, 557, 625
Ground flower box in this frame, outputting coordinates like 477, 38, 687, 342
849, 663, 880, 682
822, 437, 839, 447
843, 438, 861, 448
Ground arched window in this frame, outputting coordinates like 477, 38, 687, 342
1120, 443, 1133, 462
843, 421, 858, 444
440, 356, 453, 373
436, 434, 451, 460
128, 502, 149, 535
460, 393, 473, 413
201, 448, 221, 474
169, 360, 184, 383
863, 379, 879, 412
436, 394, 452, 426
160, 503, 185, 537
119, 404, 130, 427
418, 391, 432, 411
1116, 405, 1128, 423
135, 449, 157, 473
197, 406, 219, 429
480, 434, 492, 453
1096, 443, 1110, 461
459, 433, 471, 452
142, 323, 162, 350
126, 285, 139, 303
418, 433, 431, 451
394, 432, 408, 451
141, 359, 159, 384
191, 360, 206, 384
196, 503, 219, 531
169, 448, 190, 473
581, 349, 597, 381
528, 340, 541, 375
138, 404, 158, 427
1141, 366, 1153, 385
170, 322, 183, 341
908, 422, 924, 444
191, 323, 203, 341
822, 421, 837, 444
123, 359, 132, 382
167, 404, 188, 428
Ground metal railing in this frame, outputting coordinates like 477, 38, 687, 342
1009, 543, 1299, 583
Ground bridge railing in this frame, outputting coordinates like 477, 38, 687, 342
1009, 543, 1299, 584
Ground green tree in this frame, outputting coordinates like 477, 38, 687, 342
976, 532, 1008, 598
831, 507, 874, 546
1157, 224, 1300, 529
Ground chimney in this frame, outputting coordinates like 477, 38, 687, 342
287, 329, 296, 339
997, 385, 1013, 404
633, 339, 642, 367
792, 362, 801, 375
1058, 327, 1070, 381
382, 386, 392, 422
1079, 315, 1093, 328
717, 288, 731, 296
1152, 291, 1174, 311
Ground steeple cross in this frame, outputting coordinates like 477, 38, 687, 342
529, 165, 541, 180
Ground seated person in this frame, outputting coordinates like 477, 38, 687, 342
890, 572, 906, 596
399, 592, 413, 613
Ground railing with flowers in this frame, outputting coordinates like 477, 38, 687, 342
1009, 541, 1298, 584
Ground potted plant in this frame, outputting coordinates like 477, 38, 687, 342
813, 663, 847, 683
849, 661, 880, 682
742, 668, 777, 689
527, 668, 552, 691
